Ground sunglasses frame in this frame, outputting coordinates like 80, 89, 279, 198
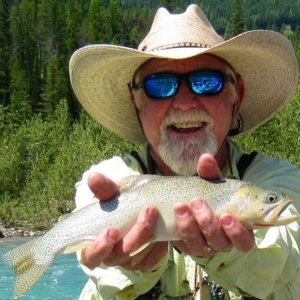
131, 69, 236, 100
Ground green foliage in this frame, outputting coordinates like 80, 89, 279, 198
224, 0, 246, 39
88, 0, 110, 42
40, 57, 69, 117
237, 85, 300, 168
0, 0, 10, 105
0, 100, 138, 228
293, 26, 300, 66
1, 0, 300, 229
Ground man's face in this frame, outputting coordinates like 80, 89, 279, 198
131, 54, 244, 175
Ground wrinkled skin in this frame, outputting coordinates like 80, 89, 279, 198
81, 154, 254, 271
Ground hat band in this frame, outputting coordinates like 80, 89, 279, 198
148, 42, 211, 52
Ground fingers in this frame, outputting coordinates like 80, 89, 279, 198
81, 228, 120, 269
173, 202, 214, 257
122, 242, 168, 271
82, 206, 167, 272
173, 199, 231, 257
88, 173, 119, 200
122, 206, 159, 253
197, 153, 221, 180
190, 199, 232, 251
220, 214, 255, 253
104, 206, 159, 265
195, 154, 254, 254
173, 199, 254, 257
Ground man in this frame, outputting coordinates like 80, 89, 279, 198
70, 4, 300, 300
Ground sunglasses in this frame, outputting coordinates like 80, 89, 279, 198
132, 69, 236, 100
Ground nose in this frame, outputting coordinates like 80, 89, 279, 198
172, 81, 199, 111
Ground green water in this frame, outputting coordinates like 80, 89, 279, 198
0, 237, 87, 300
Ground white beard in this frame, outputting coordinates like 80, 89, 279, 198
158, 109, 218, 175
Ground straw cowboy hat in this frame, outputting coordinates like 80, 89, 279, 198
69, 4, 299, 143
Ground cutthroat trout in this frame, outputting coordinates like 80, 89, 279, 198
2, 175, 299, 298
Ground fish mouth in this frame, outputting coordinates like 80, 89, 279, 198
255, 199, 300, 227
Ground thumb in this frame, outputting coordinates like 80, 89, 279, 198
88, 173, 119, 201
197, 153, 221, 180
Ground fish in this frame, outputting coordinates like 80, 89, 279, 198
2, 175, 299, 298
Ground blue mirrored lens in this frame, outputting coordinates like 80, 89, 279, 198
189, 71, 224, 95
144, 74, 178, 99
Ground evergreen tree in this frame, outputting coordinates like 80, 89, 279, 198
159, 0, 181, 12
108, 0, 127, 44
88, 0, 111, 42
0, 0, 10, 105
38, 0, 69, 116
66, 0, 81, 55
224, 0, 246, 39
280, 23, 293, 41
9, 62, 32, 124
293, 25, 300, 66
40, 57, 68, 118
9, 0, 41, 109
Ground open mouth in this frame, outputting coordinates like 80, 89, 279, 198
168, 122, 207, 134
254, 199, 300, 227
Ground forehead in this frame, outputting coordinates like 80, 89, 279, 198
136, 54, 231, 76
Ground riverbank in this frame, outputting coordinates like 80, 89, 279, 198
0, 225, 46, 238
0, 237, 86, 300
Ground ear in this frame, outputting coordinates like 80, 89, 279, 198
128, 83, 141, 111
229, 77, 245, 136
128, 83, 135, 104
232, 77, 245, 122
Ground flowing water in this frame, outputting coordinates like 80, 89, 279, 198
0, 237, 87, 300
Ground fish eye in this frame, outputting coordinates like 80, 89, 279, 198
266, 193, 278, 203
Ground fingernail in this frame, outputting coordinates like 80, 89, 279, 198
140, 206, 157, 223
175, 206, 188, 217
191, 199, 204, 212
220, 215, 233, 226
104, 229, 119, 243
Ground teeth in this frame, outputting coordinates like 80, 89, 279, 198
172, 122, 204, 129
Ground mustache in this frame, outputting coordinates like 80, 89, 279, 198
161, 108, 214, 128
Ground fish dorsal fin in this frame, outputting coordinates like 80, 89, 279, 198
119, 175, 157, 193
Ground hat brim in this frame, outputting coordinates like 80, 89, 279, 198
70, 30, 298, 143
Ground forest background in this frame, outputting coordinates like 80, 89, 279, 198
0, 0, 300, 230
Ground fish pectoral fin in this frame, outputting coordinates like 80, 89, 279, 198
129, 236, 155, 257
63, 237, 95, 254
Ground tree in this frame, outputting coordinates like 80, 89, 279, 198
280, 23, 293, 41
224, 0, 246, 39
108, 0, 127, 44
0, 0, 10, 105
88, 0, 111, 43
293, 25, 300, 66
40, 57, 68, 117
9, 62, 32, 123
9, 0, 41, 109
159, 0, 181, 12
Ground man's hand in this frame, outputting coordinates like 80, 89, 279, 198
172, 153, 255, 256
81, 173, 168, 271
81, 154, 255, 271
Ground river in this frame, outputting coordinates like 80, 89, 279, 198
0, 237, 87, 300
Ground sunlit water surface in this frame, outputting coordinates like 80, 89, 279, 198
0, 237, 87, 300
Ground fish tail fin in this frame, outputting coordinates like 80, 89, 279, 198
2, 239, 53, 298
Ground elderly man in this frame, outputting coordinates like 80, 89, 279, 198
70, 4, 300, 300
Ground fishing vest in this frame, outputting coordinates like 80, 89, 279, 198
129, 148, 258, 300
